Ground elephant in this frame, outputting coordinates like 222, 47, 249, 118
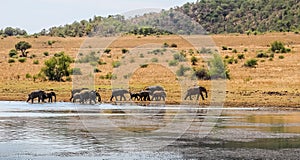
70, 88, 88, 101
129, 92, 140, 101
145, 85, 165, 95
139, 90, 151, 101
184, 86, 208, 100
110, 89, 129, 101
72, 90, 101, 104
27, 90, 46, 103
151, 91, 166, 101
43, 91, 56, 103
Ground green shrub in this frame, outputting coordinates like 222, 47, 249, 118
270, 41, 291, 53
194, 68, 210, 80
170, 43, 177, 48
121, 48, 129, 54
256, 52, 269, 58
98, 60, 107, 65
130, 58, 135, 63
18, 57, 26, 63
112, 61, 121, 68
25, 73, 31, 79
69, 68, 82, 75
33, 60, 39, 64
9, 49, 17, 57
224, 55, 230, 59
139, 54, 144, 58
140, 64, 148, 68
279, 55, 285, 59
244, 59, 258, 67
173, 53, 186, 62
163, 42, 169, 48
191, 56, 198, 65
104, 48, 111, 54
151, 58, 158, 62
43, 52, 49, 56
100, 72, 117, 79
237, 54, 245, 59
269, 58, 273, 61
94, 68, 101, 73
269, 53, 274, 58
176, 65, 190, 76
227, 57, 234, 64
222, 46, 228, 50
209, 53, 230, 79
232, 49, 238, 53
244, 48, 248, 52
168, 60, 178, 66
8, 59, 15, 63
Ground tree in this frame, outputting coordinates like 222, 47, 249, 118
41, 52, 73, 81
209, 53, 230, 79
15, 41, 32, 57
191, 56, 198, 65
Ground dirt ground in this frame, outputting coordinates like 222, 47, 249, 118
0, 33, 299, 107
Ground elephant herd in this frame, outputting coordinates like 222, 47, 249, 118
27, 85, 208, 104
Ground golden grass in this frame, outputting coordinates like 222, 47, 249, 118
0, 33, 299, 107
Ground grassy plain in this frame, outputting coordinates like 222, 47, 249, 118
0, 33, 299, 107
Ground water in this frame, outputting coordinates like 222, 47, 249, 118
0, 101, 300, 159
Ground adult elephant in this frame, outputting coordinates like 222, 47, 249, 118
72, 90, 101, 104
139, 90, 151, 101
43, 91, 56, 103
70, 88, 88, 101
110, 89, 129, 101
184, 86, 208, 100
27, 90, 46, 103
80, 90, 101, 104
151, 91, 166, 101
145, 85, 165, 95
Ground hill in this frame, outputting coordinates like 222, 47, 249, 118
175, 0, 300, 34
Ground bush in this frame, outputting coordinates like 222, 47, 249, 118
139, 54, 144, 58
8, 59, 15, 63
168, 60, 178, 66
256, 52, 269, 58
100, 72, 117, 79
209, 53, 230, 79
140, 64, 148, 68
94, 68, 101, 73
244, 48, 248, 52
112, 61, 121, 68
43, 52, 49, 56
163, 42, 169, 48
33, 60, 39, 64
244, 59, 258, 67
232, 49, 238, 53
222, 46, 228, 50
173, 53, 186, 62
9, 49, 17, 57
104, 48, 111, 54
121, 48, 129, 54
25, 73, 32, 79
237, 54, 245, 59
191, 56, 198, 65
279, 55, 285, 59
170, 43, 177, 48
176, 65, 190, 76
227, 57, 234, 64
18, 57, 26, 63
270, 41, 291, 53
151, 58, 158, 62
98, 60, 107, 65
69, 68, 82, 75
194, 68, 210, 80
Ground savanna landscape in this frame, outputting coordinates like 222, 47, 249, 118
0, 33, 299, 108
1, 0, 300, 159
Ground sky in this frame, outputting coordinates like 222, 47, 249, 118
0, 0, 192, 34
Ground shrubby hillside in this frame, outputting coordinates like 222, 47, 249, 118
175, 0, 300, 33
1, 0, 299, 36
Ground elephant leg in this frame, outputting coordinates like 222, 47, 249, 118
189, 95, 192, 100
31, 98, 34, 103
200, 92, 205, 100
110, 95, 114, 101
184, 94, 188, 100
196, 94, 200, 100
162, 96, 165, 101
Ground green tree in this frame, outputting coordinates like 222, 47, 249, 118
15, 41, 32, 57
191, 56, 198, 65
209, 53, 230, 79
41, 52, 73, 81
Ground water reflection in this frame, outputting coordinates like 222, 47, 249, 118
0, 101, 300, 159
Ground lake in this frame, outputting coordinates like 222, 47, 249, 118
0, 101, 300, 159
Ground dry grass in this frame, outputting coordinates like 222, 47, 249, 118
0, 33, 299, 107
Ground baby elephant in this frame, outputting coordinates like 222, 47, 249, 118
151, 91, 166, 101
129, 92, 140, 101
